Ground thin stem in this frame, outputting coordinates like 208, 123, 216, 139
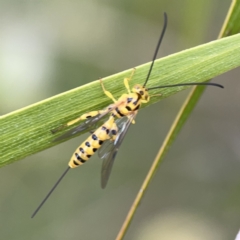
115, 94, 191, 240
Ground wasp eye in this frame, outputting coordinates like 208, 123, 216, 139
139, 90, 144, 95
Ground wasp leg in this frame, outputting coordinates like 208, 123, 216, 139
51, 110, 106, 134
127, 111, 137, 124
99, 79, 117, 103
140, 94, 161, 104
130, 118, 135, 124
123, 68, 136, 93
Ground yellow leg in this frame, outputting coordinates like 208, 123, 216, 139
125, 110, 137, 124
128, 115, 136, 124
66, 111, 103, 126
123, 68, 136, 93
51, 110, 106, 134
140, 94, 161, 104
99, 79, 117, 103
130, 118, 135, 124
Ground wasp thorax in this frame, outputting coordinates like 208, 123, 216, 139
132, 84, 149, 101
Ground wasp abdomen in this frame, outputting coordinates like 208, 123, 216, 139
68, 116, 117, 168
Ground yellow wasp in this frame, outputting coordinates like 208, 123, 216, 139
31, 13, 223, 218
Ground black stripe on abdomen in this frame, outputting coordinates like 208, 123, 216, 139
75, 153, 86, 163
73, 160, 80, 166
116, 107, 124, 117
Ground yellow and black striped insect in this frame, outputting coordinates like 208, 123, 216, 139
31, 12, 224, 218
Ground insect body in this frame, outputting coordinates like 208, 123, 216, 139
100, 69, 149, 119
69, 115, 118, 168
32, 12, 224, 218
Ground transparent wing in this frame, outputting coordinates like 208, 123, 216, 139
53, 105, 116, 142
99, 112, 137, 189
98, 117, 128, 158
98, 139, 113, 159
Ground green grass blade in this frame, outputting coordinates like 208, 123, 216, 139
219, 0, 240, 37
1, 33, 240, 168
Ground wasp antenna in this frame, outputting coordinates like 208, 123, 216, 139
147, 82, 224, 90
143, 12, 167, 87
31, 166, 71, 218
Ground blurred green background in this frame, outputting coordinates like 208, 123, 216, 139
1, 0, 240, 239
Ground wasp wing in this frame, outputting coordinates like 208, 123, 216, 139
98, 117, 127, 158
53, 105, 117, 142
99, 112, 137, 189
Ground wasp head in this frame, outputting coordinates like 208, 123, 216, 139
132, 84, 150, 102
